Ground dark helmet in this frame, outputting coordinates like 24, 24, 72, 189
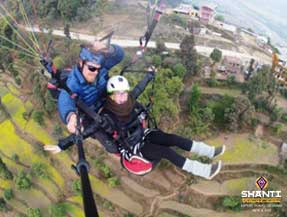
79, 46, 104, 65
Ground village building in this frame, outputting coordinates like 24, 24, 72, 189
199, 4, 216, 24
173, 4, 199, 18
222, 56, 242, 74
273, 56, 287, 87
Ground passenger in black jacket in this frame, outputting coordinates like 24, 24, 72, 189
100, 70, 225, 180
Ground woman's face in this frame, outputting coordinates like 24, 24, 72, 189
112, 91, 128, 104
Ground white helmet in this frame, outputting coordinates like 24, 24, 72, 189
107, 75, 130, 93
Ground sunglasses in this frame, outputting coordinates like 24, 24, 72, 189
87, 65, 101, 72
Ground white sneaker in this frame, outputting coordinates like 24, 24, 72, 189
206, 160, 222, 180
213, 145, 226, 158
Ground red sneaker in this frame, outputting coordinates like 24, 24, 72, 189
121, 155, 153, 175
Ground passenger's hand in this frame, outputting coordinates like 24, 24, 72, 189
147, 66, 156, 78
44, 145, 62, 154
148, 66, 156, 74
67, 113, 77, 134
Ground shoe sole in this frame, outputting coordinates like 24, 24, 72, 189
207, 160, 222, 180
214, 145, 226, 158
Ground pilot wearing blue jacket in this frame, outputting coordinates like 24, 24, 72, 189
57, 41, 124, 134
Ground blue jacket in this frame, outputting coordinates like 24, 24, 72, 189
58, 45, 124, 124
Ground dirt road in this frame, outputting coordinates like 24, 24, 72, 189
24, 26, 271, 64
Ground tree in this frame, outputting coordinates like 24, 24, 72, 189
226, 75, 236, 86
30, 163, 49, 179
108, 177, 120, 188
32, 111, 45, 126
244, 65, 277, 106
155, 38, 166, 55
207, 71, 218, 87
0, 17, 16, 48
245, 58, 255, 80
173, 63, 187, 78
215, 15, 224, 22
15, 76, 22, 85
71, 180, 81, 194
180, 35, 198, 75
52, 124, 63, 138
124, 213, 134, 217
49, 203, 67, 217
210, 48, 222, 63
0, 18, 15, 73
0, 157, 13, 180
64, 23, 71, 39
29, 0, 58, 19
27, 208, 41, 217
188, 84, 201, 113
0, 197, 7, 212
15, 171, 32, 190
100, 164, 112, 178
188, 84, 214, 134
152, 55, 162, 67
94, 0, 109, 17
188, 19, 200, 34
22, 112, 30, 121
270, 108, 284, 122
57, 0, 80, 21
3, 188, 13, 201
132, 66, 185, 125
224, 96, 255, 131
12, 154, 19, 163
165, 76, 184, 96
44, 91, 56, 114
222, 196, 241, 211
167, 14, 188, 28
207, 95, 234, 127
162, 57, 177, 68
273, 124, 284, 136
32, 81, 45, 107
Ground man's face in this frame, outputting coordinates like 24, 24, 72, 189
112, 91, 128, 104
82, 61, 101, 83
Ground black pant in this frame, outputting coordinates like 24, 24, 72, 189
140, 130, 193, 168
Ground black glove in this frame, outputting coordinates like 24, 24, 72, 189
58, 134, 75, 150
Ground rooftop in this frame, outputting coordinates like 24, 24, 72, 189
201, 3, 217, 11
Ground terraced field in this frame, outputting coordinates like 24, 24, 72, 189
0, 83, 285, 217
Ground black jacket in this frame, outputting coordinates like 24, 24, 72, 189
99, 72, 155, 152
